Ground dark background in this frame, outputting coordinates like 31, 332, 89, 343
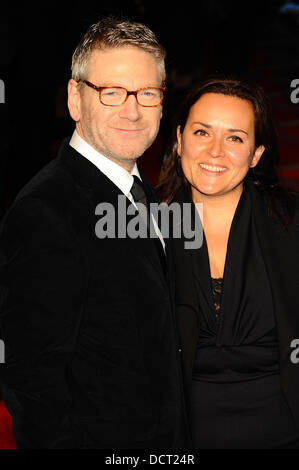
0, 0, 299, 219
0, 0, 299, 447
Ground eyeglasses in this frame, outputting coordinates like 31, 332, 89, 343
77, 80, 166, 107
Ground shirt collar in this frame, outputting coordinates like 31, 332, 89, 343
69, 130, 141, 197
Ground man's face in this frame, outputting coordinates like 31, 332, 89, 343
68, 46, 163, 171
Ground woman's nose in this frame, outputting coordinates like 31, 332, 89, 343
209, 138, 224, 158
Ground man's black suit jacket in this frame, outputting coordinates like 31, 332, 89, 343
0, 139, 186, 449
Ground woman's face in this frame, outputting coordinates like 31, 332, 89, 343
177, 93, 265, 202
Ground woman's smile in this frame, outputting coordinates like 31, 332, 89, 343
199, 163, 228, 174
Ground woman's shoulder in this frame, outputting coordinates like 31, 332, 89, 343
246, 180, 298, 228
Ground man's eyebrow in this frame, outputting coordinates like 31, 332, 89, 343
192, 121, 248, 135
99, 83, 163, 88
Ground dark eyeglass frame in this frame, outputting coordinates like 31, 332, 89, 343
77, 79, 166, 107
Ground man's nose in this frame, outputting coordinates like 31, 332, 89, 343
119, 94, 141, 121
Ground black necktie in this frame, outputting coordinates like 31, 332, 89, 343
130, 175, 166, 270
130, 176, 148, 210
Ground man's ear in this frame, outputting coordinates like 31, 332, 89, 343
177, 125, 182, 156
250, 144, 265, 168
67, 79, 82, 122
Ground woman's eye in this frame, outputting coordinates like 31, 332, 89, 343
194, 129, 208, 136
229, 135, 243, 143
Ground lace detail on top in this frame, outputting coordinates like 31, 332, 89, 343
211, 277, 223, 323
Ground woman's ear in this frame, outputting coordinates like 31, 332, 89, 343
177, 125, 182, 156
250, 145, 265, 168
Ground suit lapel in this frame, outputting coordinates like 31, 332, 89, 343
139, 170, 167, 276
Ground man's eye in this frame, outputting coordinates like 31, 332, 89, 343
102, 89, 123, 97
139, 90, 158, 98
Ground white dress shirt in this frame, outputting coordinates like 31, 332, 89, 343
69, 130, 165, 251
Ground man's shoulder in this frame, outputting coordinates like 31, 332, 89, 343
16, 142, 77, 204
1, 142, 86, 232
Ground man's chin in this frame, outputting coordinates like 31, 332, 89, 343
109, 145, 150, 162
100, 149, 140, 170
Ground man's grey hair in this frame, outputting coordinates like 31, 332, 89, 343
71, 17, 166, 85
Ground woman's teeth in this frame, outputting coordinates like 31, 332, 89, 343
199, 163, 227, 172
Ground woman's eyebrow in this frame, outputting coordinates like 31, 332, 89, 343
192, 121, 248, 135
192, 121, 212, 128
227, 128, 248, 135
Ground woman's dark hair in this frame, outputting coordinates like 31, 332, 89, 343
158, 76, 296, 226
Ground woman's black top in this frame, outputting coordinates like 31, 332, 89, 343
191, 185, 299, 448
